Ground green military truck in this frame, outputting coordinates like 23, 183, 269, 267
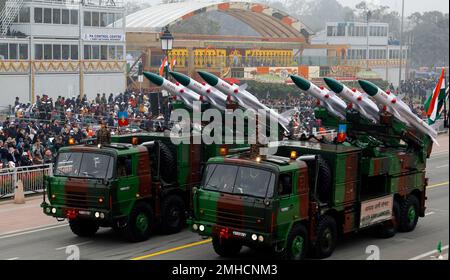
41, 132, 243, 242
189, 137, 429, 259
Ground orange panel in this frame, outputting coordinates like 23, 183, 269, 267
182, 12, 194, 20
257, 67, 270, 74
251, 4, 264, 13
298, 66, 308, 78
281, 16, 294, 26
218, 3, 230, 11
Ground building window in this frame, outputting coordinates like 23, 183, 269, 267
62, 45, 70, 59
117, 45, 123, 59
19, 7, 30, 23
71, 10, 78, 25
84, 45, 90, 59
84, 11, 91, 26
44, 44, 52, 59
108, 45, 115, 59
53, 9, 61, 24
44, 8, 52, 24
53, 45, 61, 60
9, 44, 17, 60
337, 24, 346, 36
114, 13, 123, 28
19, 44, 28, 60
92, 45, 100, 59
100, 12, 108, 27
71, 45, 78, 60
34, 8, 43, 23
101, 45, 107, 60
92, 12, 99, 27
0, 44, 8, 60
35, 44, 42, 60
327, 26, 336, 36
62, 9, 70, 24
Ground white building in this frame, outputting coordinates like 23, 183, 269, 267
0, 0, 126, 107
303, 22, 408, 86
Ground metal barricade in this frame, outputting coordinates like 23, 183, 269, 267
0, 163, 53, 198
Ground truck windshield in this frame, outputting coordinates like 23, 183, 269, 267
202, 164, 275, 198
55, 152, 114, 179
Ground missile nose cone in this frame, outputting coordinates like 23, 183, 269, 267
198, 71, 219, 86
323, 77, 344, 93
143, 72, 164, 86
169, 71, 190, 87
290, 75, 311, 91
358, 80, 379, 97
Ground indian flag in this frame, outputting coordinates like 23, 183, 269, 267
425, 69, 448, 124
159, 56, 168, 76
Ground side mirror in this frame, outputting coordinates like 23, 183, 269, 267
192, 187, 198, 195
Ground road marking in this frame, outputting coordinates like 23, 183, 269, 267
0, 223, 68, 240
55, 241, 93, 250
131, 238, 212, 260
428, 181, 449, 189
424, 211, 435, 216
431, 150, 449, 157
409, 245, 449, 260
436, 164, 449, 169
6, 257, 19, 260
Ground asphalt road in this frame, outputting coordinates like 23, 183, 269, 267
0, 151, 448, 260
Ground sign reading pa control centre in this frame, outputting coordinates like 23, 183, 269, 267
83, 34, 125, 41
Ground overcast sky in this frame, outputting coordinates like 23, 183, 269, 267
335, 0, 449, 15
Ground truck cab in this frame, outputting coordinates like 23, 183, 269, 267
190, 154, 313, 259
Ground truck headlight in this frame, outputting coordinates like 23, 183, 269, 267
45, 207, 51, 214
99, 213, 105, 219
199, 225, 205, 232
258, 235, 264, 242
192, 224, 198, 231
51, 208, 57, 214
94, 212, 100, 218
251, 234, 257, 241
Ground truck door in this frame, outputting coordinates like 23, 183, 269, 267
276, 173, 296, 236
116, 155, 139, 214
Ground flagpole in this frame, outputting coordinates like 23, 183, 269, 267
444, 88, 448, 128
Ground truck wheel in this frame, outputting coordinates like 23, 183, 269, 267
123, 202, 153, 242
69, 219, 99, 237
159, 142, 176, 185
398, 195, 419, 232
161, 195, 186, 234
313, 215, 337, 259
284, 224, 308, 260
212, 236, 242, 258
374, 200, 399, 238
317, 157, 332, 203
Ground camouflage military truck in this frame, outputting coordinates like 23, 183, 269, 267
189, 106, 432, 259
41, 132, 245, 242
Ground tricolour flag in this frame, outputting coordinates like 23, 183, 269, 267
159, 56, 168, 76
425, 69, 448, 124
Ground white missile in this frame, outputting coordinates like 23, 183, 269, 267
324, 77, 379, 123
359, 80, 438, 143
169, 71, 228, 111
290, 75, 347, 120
143, 72, 200, 109
198, 71, 290, 132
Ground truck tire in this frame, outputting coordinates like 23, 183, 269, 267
212, 236, 242, 258
161, 195, 186, 234
69, 219, 99, 237
398, 195, 419, 232
122, 202, 153, 242
312, 215, 337, 259
374, 200, 399, 238
282, 224, 308, 260
159, 142, 176, 185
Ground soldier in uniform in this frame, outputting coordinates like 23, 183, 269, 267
96, 120, 111, 145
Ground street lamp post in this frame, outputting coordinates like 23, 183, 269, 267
160, 25, 174, 80
160, 25, 174, 127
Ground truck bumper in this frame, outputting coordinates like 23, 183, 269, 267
41, 202, 112, 222
189, 219, 273, 247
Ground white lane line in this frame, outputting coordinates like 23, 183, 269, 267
409, 245, 449, 260
436, 164, 449, 169
0, 224, 68, 240
55, 241, 93, 250
425, 211, 435, 216
6, 257, 19, 260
